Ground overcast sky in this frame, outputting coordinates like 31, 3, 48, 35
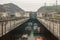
0, 0, 60, 11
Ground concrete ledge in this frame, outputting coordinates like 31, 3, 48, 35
0, 18, 29, 37
37, 18, 59, 39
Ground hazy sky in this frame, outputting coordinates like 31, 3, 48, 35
0, 0, 60, 11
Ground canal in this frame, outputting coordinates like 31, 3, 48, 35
0, 19, 58, 40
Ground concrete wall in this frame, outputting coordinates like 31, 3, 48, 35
37, 13, 60, 40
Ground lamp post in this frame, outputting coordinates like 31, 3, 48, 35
56, 0, 58, 12
56, 0, 57, 6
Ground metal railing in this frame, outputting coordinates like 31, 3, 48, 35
0, 17, 29, 37
37, 17, 60, 40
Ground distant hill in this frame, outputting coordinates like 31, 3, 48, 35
0, 5, 6, 12
2, 3, 25, 15
37, 5, 60, 13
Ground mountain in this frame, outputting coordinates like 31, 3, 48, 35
37, 5, 60, 13
0, 5, 6, 12
3, 3, 25, 15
